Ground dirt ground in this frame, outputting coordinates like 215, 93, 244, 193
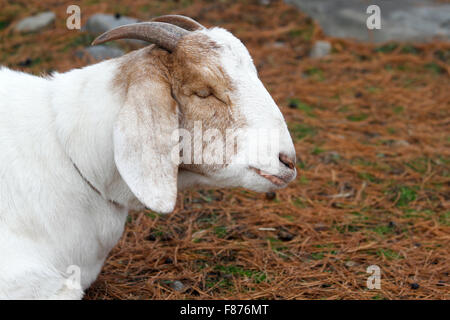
0, 0, 448, 299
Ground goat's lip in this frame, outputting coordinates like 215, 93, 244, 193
249, 166, 287, 186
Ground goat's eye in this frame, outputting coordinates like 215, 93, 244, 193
195, 89, 211, 98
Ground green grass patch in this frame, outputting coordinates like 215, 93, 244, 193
338, 105, 350, 113
205, 278, 232, 290
288, 26, 314, 40
376, 248, 403, 260
292, 197, 307, 208
402, 208, 433, 219
282, 215, 296, 222
387, 127, 397, 134
424, 62, 444, 74
439, 211, 450, 226
395, 186, 418, 207
213, 226, 228, 238
0, 20, 9, 30
214, 265, 267, 284
298, 175, 309, 185
351, 158, 376, 167
405, 158, 429, 174
347, 114, 369, 122
367, 86, 380, 93
358, 172, 381, 184
196, 213, 219, 226
392, 105, 404, 114
401, 45, 421, 55
334, 224, 360, 233
288, 98, 316, 117
311, 244, 337, 260
350, 211, 369, 220
149, 227, 166, 239
304, 67, 325, 81
64, 34, 96, 51
372, 225, 395, 236
310, 252, 325, 260
144, 211, 158, 219
375, 43, 398, 53
267, 237, 289, 257
312, 146, 325, 155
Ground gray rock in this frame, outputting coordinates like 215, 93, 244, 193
345, 260, 358, 267
15, 11, 55, 33
170, 280, 185, 292
284, 0, 450, 42
76, 45, 124, 62
392, 139, 410, 147
310, 40, 331, 58
271, 41, 287, 48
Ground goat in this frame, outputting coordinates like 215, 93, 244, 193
0, 15, 296, 299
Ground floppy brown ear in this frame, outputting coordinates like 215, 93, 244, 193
113, 77, 179, 213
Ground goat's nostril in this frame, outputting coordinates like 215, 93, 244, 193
279, 153, 295, 170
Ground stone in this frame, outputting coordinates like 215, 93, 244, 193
84, 13, 139, 35
345, 260, 358, 267
271, 41, 287, 48
410, 283, 420, 290
310, 40, 331, 58
277, 229, 294, 242
15, 11, 55, 33
265, 192, 276, 200
84, 14, 145, 46
75, 45, 124, 62
191, 229, 207, 241
392, 140, 410, 147
170, 280, 185, 292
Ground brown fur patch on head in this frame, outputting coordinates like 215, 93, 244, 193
113, 45, 172, 102
171, 33, 246, 174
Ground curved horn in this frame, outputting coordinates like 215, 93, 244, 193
91, 22, 189, 52
151, 15, 205, 31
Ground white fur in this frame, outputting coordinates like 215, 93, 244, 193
0, 27, 295, 299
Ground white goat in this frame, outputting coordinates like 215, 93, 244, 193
0, 15, 296, 299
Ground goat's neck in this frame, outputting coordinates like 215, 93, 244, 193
50, 56, 142, 210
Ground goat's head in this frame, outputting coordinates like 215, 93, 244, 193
93, 15, 296, 213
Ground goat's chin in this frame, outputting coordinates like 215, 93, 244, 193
241, 175, 287, 193
177, 165, 296, 193
242, 166, 297, 192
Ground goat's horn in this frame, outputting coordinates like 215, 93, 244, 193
151, 15, 205, 31
91, 22, 189, 52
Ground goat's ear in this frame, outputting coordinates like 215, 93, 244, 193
113, 79, 179, 214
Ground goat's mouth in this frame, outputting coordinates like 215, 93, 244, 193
249, 166, 287, 187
